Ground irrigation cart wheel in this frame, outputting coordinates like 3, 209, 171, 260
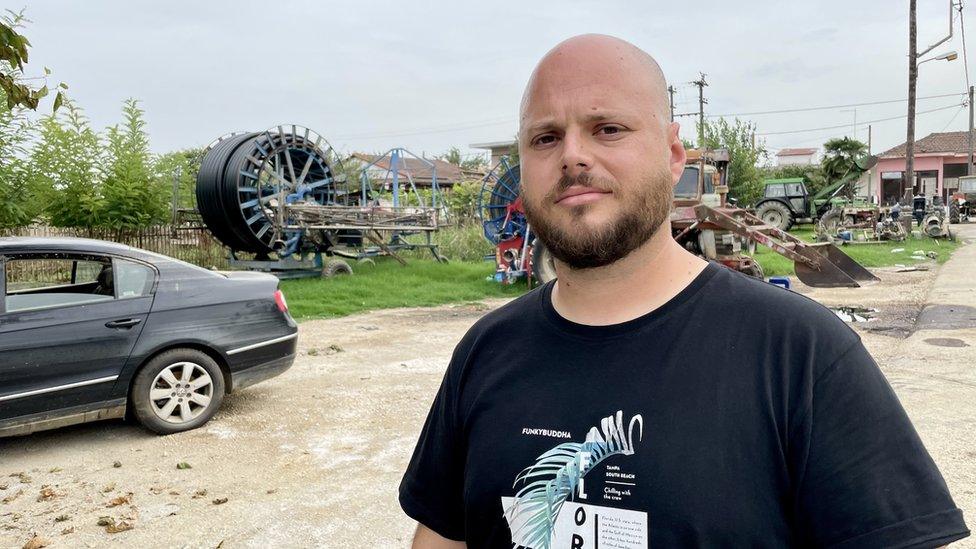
532, 239, 557, 283
322, 258, 353, 277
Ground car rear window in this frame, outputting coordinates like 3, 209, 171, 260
3, 253, 115, 313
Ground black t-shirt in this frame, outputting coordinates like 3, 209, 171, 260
400, 263, 969, 548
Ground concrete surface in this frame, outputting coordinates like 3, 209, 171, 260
1, 227, 974, 548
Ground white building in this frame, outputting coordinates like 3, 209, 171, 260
775, 148, 819, 166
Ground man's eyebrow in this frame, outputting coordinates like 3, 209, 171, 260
521, 112, 634, 135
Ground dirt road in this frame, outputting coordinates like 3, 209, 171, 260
2, 230, 974, 548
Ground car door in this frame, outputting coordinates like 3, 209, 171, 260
787, 182, 806, 214
0, 251, 155, 424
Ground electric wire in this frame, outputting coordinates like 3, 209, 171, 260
705, 93, 965, 118
757, 102, 964, 136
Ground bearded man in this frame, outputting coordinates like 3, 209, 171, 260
399, 34, 969, 548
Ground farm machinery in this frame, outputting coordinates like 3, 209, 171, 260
949, 175, 976, 223
478, 150, 878, 288
755, 156, 883, 236
195, 125, 445, 278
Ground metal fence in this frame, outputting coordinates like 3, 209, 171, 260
1, 225, 231, 271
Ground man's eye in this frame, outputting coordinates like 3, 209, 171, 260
598, 126, 622, 135
534, 135, 557, 146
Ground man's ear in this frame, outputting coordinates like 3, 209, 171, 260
668, 122, 687, 184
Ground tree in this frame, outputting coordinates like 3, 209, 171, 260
821, 137, 867, 183
1, 9, 66, 111
699, 117, 768, 205
439, 146, 488, 173
100, 99, 168, 228
30, 100, 103, 227
155, 147, 204, 212
0, 92, 34, 228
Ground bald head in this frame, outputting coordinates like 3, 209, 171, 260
520, 34, 670, 131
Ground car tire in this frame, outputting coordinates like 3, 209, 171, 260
130, 348, 226, 435
756, 201, 794, 231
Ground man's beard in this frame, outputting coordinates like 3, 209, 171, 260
522, 170, 673, 270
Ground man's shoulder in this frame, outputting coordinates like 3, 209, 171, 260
704, 265, 861, 353
463, 283, 547, 340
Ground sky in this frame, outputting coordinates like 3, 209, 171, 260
7, 0, 974, 164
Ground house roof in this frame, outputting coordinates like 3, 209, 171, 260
470, 139, 517, 150
880, 131, 972, 158
775, 148, 818, 157
350, 153, 469, 186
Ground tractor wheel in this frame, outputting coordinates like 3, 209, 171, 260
949, 201, 961, 224
819, 210, 842, 236
756, 201, 794, 231
322, 258, 353, 277
531, 239, 558, 284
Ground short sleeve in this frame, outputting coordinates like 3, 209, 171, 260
791, 341, 970, 548
398, 349, 467, 541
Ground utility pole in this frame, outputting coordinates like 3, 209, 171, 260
969, 85, 974, 175
692, 73, 708, 191
907, 0, 918, 200
868, 125, 874, 201
668, 85, 676, 122
906, 0, 955, 200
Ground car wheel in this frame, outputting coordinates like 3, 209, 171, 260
130, 348, 225, 435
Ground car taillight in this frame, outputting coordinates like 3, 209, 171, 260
274, 289, 289, 313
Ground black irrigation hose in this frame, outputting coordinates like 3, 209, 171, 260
196, 133, 260, 252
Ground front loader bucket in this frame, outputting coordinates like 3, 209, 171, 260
794, 243, 880, 288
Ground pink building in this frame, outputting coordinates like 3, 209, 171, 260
872, 131, 972, 205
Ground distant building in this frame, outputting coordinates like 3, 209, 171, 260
873, 131, 972, 204
775, 148, 818, 166
471, 139, 517, 168
350, 153, 468, 189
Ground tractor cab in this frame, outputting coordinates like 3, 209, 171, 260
762, 178, 810, 219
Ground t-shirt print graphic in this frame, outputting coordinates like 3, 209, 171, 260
502, 410, 648, 549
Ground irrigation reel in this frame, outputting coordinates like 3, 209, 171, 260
195, 125, 444, 278
477, 158, 555, 284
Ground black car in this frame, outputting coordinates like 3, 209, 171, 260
0, 237, 297, 437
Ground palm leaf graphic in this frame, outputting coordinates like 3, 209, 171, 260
505, 410, 643, 549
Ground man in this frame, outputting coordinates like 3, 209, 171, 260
400, 34, 969, 548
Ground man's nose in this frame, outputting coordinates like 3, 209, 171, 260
560, 132, 593, 179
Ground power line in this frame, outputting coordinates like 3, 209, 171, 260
939, 104, 967, 131
335, 115, 515, 140
707, 92, 964, 118
757, 102, 964, 136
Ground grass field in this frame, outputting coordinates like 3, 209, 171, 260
753, 224, 959, 276
278, 259, 525, 320
279, 223, 961, 320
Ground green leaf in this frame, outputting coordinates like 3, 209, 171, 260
53, 91, 63, 112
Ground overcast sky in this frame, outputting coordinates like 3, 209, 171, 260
9, 0, 974, 163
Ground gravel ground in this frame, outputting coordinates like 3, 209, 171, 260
2, 232, 974, 548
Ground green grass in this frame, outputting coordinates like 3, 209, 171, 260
278, 258, 526, 320
279, 223, 962, 321
753, 224, 960, 276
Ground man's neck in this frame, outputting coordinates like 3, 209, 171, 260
549, 226, 709, 326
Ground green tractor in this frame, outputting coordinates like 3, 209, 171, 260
754, 156, 879, 232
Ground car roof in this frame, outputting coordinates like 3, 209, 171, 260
763, 178, 806, 185
0, 236, 141, 255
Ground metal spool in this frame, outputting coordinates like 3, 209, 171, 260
196, 125, 344, 255
478, 158, 525, 244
